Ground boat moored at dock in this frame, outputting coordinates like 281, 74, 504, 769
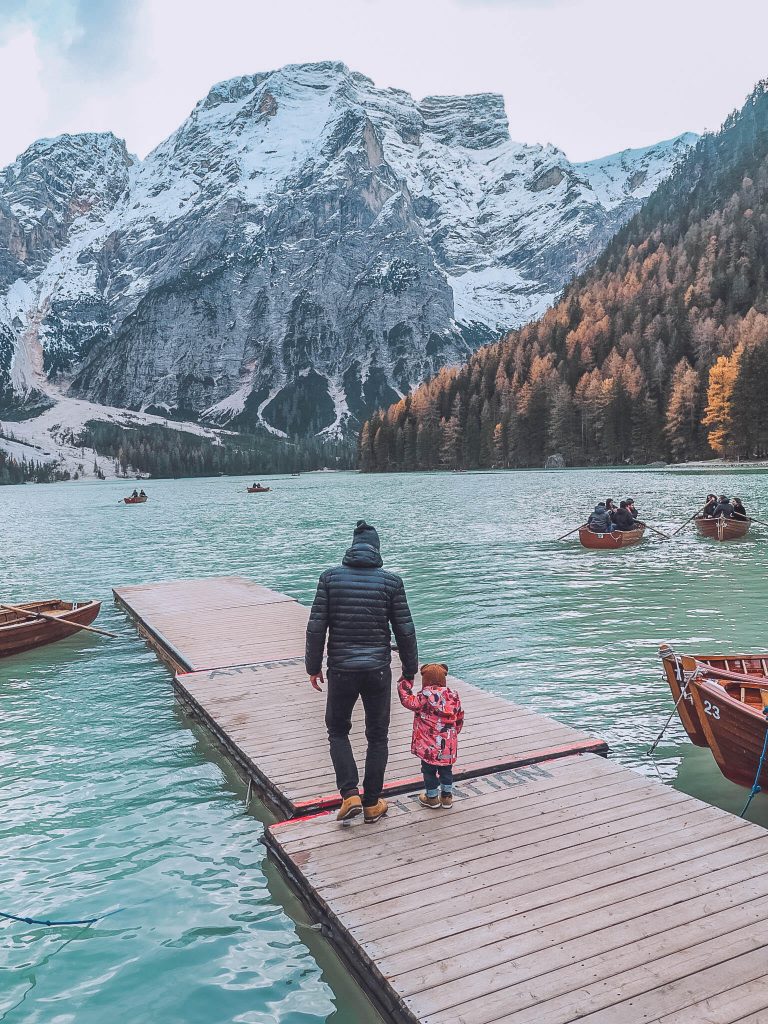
0, 600, 102, 657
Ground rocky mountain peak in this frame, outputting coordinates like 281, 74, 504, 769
0, 64, 696, 440
418, 93, 510, 150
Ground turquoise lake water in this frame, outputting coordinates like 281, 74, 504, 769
3, 469, 768, 1022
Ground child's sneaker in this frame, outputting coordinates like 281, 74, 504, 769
440, 792, 453, 809
419, 793, 441, 810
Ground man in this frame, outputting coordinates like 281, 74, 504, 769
712, 495, 733, 518
613, 500, 636, 531
306, 520, 418, 824
701, 494, 718, 518
625, 498, 639, 520
587, 502, 614, 533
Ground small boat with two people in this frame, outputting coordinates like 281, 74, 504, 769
247, 482, 271, 493
124, 488, 148, 504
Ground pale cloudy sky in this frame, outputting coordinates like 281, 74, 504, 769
1, 0, 768, 168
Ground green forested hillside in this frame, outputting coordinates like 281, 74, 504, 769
361, 81, 768, 470
75, 421, 354, 478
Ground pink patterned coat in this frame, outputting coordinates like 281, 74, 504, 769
397, 680, 464, 765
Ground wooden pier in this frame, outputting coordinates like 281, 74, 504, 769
114, 575, 768, 1024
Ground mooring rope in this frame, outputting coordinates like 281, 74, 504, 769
647, 653, 694, 757
0, 907, 124, 927
740, 710, 768, 819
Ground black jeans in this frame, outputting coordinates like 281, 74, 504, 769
325, 667, 391, 807
422, 761, 454, 795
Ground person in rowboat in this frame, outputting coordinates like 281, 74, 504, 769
131, 489, 139, 499
139, 489, 147, 498
731, 498, 748, 521
587, 502, 614, 533
612, 500, 636, 531
712, 495, 733, 518
700, 494, 718, 518
625, 498, 639, 520
605, 498, 618, 521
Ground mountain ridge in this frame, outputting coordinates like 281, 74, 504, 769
0, 61, 694, 441
359, 79, 768, 470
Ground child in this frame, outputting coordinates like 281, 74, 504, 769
398, 663, 464, 809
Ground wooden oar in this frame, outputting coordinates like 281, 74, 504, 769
670, 506, 707, 537
637, 521, 671, 541
556, 523, 587, 541
0, 603, 117, 639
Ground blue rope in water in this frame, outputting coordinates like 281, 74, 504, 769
0, 907, 124, 927
740, 710, 768, 819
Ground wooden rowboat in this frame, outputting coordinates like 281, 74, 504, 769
685, 660, 768, 790
124, 495, 148, 504
659, 645, 768, 747
0, 600, 102, 657
578, 525, 645, 549
247, 486, 271, 493
694, 516, 750, 541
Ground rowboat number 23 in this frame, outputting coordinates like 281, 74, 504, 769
704, 700, 721, 720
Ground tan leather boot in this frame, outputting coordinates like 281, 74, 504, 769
419, 793, 441, 810
440, 793, 453, 809
363, 798, 388, 823
336, 794, 362, 822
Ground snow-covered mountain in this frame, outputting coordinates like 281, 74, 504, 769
0, 62, 696, 438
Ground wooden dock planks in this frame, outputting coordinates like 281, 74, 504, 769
113, 574, 607, 816
115, 574, 768, 1023
176, 659, 607, 816
266, 753, 768, 1024
113, 576, 306, 672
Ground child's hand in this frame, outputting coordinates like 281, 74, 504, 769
398, 676, 413, 688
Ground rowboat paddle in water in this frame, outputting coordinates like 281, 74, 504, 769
0, 600, 110, 657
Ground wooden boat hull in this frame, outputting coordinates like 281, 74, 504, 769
689, 669, 768, 789
694, 517, 750, 541
658, 647, 768, 748
0, 600, 102, 657
247, 487, 271, 493
578, 525, 645, 549
124, 496, 148, 504
659, 647, 710, 746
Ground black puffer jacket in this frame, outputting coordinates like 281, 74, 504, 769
612, 507, 636, 531
305, 536, 418, 679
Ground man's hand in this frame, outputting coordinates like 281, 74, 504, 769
309, 671, 325, 691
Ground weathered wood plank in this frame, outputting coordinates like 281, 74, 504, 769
266, 753, 768, 1024
115, 574, 607, 817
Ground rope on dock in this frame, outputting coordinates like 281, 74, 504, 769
0, 907, 124, 927
740, 709, 768, 819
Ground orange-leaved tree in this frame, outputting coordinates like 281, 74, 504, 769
702, 349, 741, 455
